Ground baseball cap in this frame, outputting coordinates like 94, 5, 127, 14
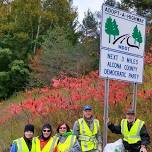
126, 109, 135, 115
83, 105, 92, 111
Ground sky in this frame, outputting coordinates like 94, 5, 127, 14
73, 0, 104, 22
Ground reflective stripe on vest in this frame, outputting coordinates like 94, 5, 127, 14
79, 135, 96, 142
69, 135, 76, 149
35, 136, 58, 152
49, 136, 58, 152
78, 118, 99, 152
121, 119, 144, 144
57, 135, 76, 152
14, 137, 36, 152
18, 138, 22, 152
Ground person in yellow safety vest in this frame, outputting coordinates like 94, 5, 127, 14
10, 124, 36, 152
35, 123, 58, 152
54, 123, 81, 152
108, 109, 150, 152
73, 105, 102, 152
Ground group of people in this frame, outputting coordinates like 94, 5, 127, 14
10, 105, 150, 152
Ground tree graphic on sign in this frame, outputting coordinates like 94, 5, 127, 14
132, 25, 143, 46
112, 19, 119, 40
105, 17, 113, 43
105, 17, 119, 43
137, 30, 143, 46
132, 25, 139, 44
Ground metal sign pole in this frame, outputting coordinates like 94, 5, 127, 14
103, 78, 109, 149
132, 83, 137, 114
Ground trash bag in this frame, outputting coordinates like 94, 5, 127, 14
103, 139, 125, 152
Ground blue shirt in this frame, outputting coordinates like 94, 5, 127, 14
10, 143, 17, 152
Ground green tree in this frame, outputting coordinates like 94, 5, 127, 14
9, 60, 30, 92
0, 48, 12, 71
132, 25, 139, 44
105, 0, 116, 6
0, 48, 12, 99
40, 26, 73, 83
120, 0, 152, 12
38, 26, 98, 84
0, 71, 10, 99
0, 0, 79, 97
137, 30, 143, 46
105, 17, 114, 43
132, 25, 143, 46
112, 19, 119, 39
82, 9, 98, 39
0, 0, 77, 58
0, 48, 30, 99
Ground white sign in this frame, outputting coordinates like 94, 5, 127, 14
100, 5, 146, 83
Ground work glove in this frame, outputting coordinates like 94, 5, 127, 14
140, 146, 147, 152
97, 144, 102, 152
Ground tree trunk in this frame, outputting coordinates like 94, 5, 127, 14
33, 0, 43, 54
33, 15, 41, 54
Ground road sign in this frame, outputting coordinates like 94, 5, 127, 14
100, 5, 146, 83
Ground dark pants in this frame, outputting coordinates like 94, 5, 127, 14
125, 150, 140, 152
123, 141, 141, 152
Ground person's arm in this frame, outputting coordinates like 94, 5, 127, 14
73, 120, 80, 139
93, 120, 102, 152
69, 140, 82, 152
10, 143, 17, 152
140, 125, 150, 146
96, 121, 102, 144
108, 122, 121, 134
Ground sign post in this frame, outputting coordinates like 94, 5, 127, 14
132, 83, 137, 113
100, 4, 146, 149
103, 78, 109, 148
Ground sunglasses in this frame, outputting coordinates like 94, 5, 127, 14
43, 130, 51, 132
59, 127, 67, 129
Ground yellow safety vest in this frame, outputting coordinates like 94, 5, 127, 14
78, 118, 100, 152
57, 135, 76, 152
121, 119, 144, 144
13, 137, 36, 152
35, 136, 58, 152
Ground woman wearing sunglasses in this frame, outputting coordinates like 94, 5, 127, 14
54, 123, 81, 152
35, 123, 58, 152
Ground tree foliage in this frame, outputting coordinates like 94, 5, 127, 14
0, 48, 12, 71
0, 0, 77, 58
9, 60, 30, 92
119, 0, 152, 25
81, 10, 98, 40
105, 0, 116, 6
0, 0, 79, 98
39, 26, 98, 84
105, 0, 121, 8
0, 71, 10, 99
0, 48, 30, 99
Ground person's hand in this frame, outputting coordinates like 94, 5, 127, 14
140, 145, 147, 152
103, 117, 110, 124
98, 144, 102, 152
